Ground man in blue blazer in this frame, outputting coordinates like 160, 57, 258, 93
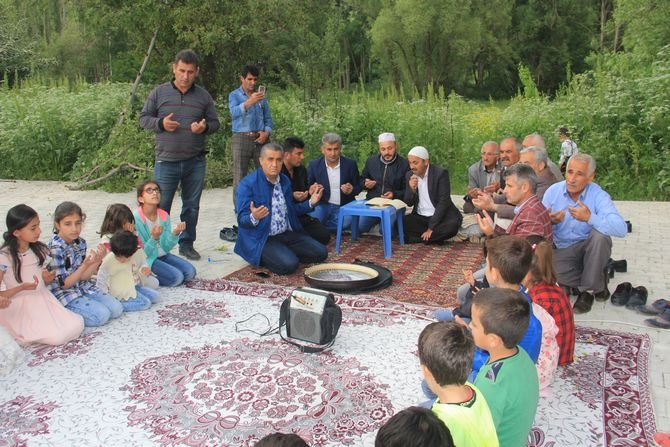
307, 132, 361, 231
235, 143, 328, 275
403, 146, 463, 244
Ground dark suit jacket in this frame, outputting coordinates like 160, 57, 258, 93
403, 164, 461, 231
307, 156, 361, 205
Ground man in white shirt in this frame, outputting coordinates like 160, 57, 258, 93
403, 146, 462, 244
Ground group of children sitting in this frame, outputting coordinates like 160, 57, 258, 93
0, 180, 195, 374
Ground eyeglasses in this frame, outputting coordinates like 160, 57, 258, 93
144, 187, 161, 194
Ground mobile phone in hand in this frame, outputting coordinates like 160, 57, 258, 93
258, 85, 266, 94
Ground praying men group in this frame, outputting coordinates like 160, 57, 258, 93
234, 132, 463, 275
464, 134, 626, 314
233, 129, 627, 317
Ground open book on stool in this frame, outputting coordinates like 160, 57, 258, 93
365, 197, 407, 209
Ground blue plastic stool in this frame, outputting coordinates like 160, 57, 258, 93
334, 200, 405, 258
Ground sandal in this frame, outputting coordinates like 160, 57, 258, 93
219, 227, 237, 242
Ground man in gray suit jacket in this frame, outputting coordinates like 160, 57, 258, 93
463, 141, 502, 213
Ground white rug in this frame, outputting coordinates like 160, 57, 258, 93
0, 281, 656, 446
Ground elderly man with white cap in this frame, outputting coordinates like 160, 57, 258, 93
357, 132, 411, 234
403, 146, 463, 243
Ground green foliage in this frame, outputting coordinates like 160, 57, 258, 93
0, 81, 129, 180
1, 45, 669, 200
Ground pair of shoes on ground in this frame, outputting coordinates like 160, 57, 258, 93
572, 288, 610, 314
610, 282, 648, 309
219, 225, 238, 242
637, 299, 670, 329
178, 245, 201, 261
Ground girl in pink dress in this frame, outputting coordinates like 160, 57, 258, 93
0, 204, 84, 345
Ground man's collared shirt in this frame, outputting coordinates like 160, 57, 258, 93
542, 181, 627, 249
250, 177, 291, 235
326, 160, 341, 205
416, 165, 436, 217
228, 86, 273, 133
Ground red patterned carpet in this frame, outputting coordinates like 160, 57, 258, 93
218, 235, 484, 308
0, 283, 657, 446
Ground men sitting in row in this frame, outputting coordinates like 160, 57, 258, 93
307, 133, 361, 231
542, 153, 627, 313
404, 146, 463, 244
358, 132, 410, 233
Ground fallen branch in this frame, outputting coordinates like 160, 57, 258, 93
68, 162, 150, 190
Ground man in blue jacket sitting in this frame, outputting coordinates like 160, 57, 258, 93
235, 143, 328, 275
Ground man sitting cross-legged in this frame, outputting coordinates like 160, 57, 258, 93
403, 146, 463, 244
235, 143, 328, 275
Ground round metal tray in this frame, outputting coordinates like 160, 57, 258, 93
304, 263, 380, 292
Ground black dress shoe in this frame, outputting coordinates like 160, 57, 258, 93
611, 282, 632, 306
179, 246, 201, 261
625, 286, 648, 310
612, 259, 627, 273
594, 287, 610, 302
573, 291, 595, 314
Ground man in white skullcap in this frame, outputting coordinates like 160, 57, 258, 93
403, 146, 463, 243
357, 132, 411, 233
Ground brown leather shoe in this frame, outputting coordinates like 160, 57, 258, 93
573, 291, 594, 314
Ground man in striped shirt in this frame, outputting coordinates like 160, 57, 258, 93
140, 49, 220, 261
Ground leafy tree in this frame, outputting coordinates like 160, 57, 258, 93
370, 0, 478, 96
512, 0, 598, 95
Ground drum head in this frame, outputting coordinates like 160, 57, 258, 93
304, 263, 380, 292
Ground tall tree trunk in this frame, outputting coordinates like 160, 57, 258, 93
118, 27, 159, 127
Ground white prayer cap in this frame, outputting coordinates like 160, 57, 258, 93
378, 132, 396, 143
408, 146, 429, 160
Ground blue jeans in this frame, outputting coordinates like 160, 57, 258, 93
119, 293, 152, 312
65, 290, 123, 327
310, 203, 351, 232
136, 285, 160, 303
260, 231, 328, 275
154, 153, 206, 248
152, 253, 197, 287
